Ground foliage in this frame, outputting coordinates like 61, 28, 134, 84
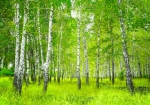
0, 68, 14, 77
1, 0, 150, 95
118, 70, 125, 81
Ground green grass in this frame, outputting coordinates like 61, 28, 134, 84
0, 77, 150, 105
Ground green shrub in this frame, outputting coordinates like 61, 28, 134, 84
118, 70, 125, 81
0, 67, 14, 77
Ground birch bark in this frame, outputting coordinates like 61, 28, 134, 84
43, 5, 53, 92
17, 0, 29, 94
118, 0, 134, 92
25, 35, 29, 86
77, 14, 81, 89
83, 33, 89, 85
37, 6, 44, 85
13, 2, 20, 89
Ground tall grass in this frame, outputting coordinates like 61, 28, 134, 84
0, 77, 150, 105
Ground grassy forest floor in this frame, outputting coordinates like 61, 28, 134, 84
0, 77, 150, 105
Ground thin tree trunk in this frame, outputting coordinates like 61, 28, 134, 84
52, 48, 56, 82
62, 67, 64, 80
77, 15, 81, 89
137, 57, 142, 78
13, 2, 20, 89
57, 23, 62, 84
49, 49, 53, 82
17, 0, 29, 94
83, 32, 89, 85
37, 6, 43, 85
35, 36, 40, 84
118, 0, 134, 93
1, 55, 5, 69
108, 59, 111, 81
30, 48, 36, 83
70, 63, 74, 81
109, 21, 115, 85
111, 47, 115, 84
96, 27, 100, 88
34, 37, 39, 82
43, 5, 53, 93
57, 44, 60, 84
25, 35, 29, 86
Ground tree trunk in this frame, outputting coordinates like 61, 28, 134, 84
137, 57, 142, 78
77, 15, 81, 89
17, 0, 29, 94
83, 32, 89, 85
43, 5, 53, 93
1, 54, 5, 68
118, 0, 134, 93
109, 21, 115, 85
58, 23, 62, 84
57, 44, 60, 84
13, 2, 20, 90
49, 50, 53, 82
52, 48, 56, 82
25, 35, 29, 86
96, 27, 100, 88
35, 36, 40, 84
111, 47, 115, 85
62, 68, 64, 80
37, 6, 43, 85
108, 59, 111, 81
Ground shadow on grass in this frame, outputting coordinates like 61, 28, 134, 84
116, 86, 150, 94
134, 87, 150, 94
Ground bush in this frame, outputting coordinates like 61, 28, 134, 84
0, 67, 14, 77
118, 70, 125, 81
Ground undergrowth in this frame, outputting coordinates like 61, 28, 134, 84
0, 77, 150, 105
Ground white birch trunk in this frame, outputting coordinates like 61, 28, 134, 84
17, 0, 29, 94
36, 36, 40, 77
118, 0, 134, 92
77, 14, 81, 89
83, 34, 89, 85
37, 6, 44, 85
37, 8, 44, 65
26, 35, 30, 86
43, 5, 53, 92
13, 3, 20, 89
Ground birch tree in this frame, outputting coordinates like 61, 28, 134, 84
37, 5, 44, 85
77, 10, 81, 89
58, 22, 62, 84
43, 5, 53, 93
96, 27, 100, 88
118, 0, 134, 93
109, 21, 115, 85
17, 0, 29, 94
83, 32, 89, 85
25, 35, 30, 86
13, 2, 20, 89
